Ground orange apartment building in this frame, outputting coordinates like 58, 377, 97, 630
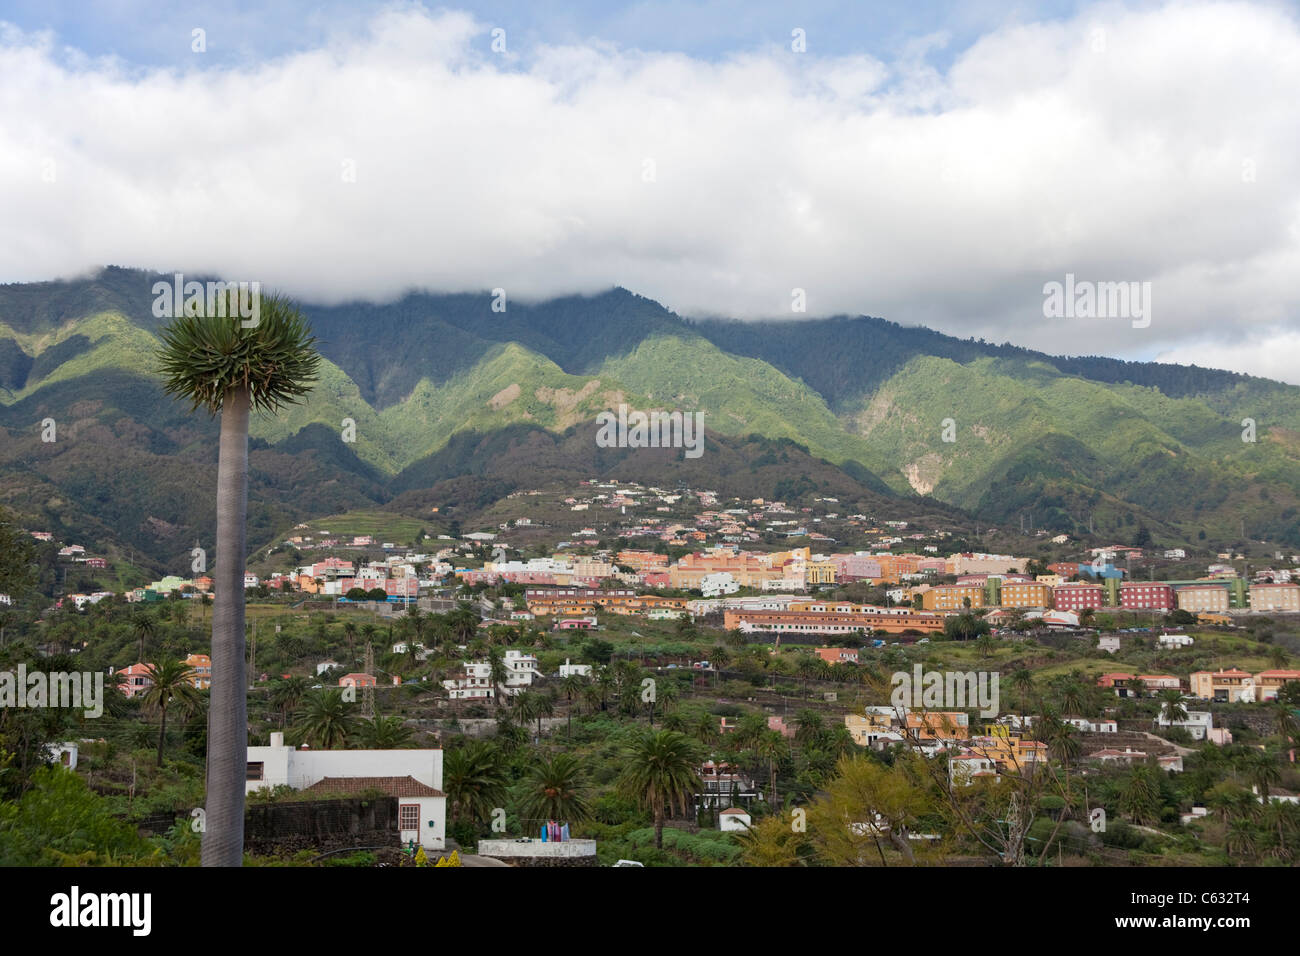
669, 552, 774, 590
1253, 669, 1300, 701
616, 550, 670, 572
1174, 583, 1230, 613
921, 585, 986, 611
1249, 582, 1300, 612
871, 553, 925, 584
184, 653, 212, 690
905, 711, 970, 740
526, 591, 687, 617
1190, 668, 1300, 701
998, 582, 1053, 608
723, 606, 945, 635
1189, 668, 1253, 701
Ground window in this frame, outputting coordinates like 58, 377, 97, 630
399, 804, 420, 831
246, 762, 264, 781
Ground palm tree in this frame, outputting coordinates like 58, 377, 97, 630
1224, 820, 1257, 862
356, 714, 413, 749
794, 709, 825, 748
290, 688, 355, 749
1118, 766, 1160, 825
341, 620, 358, 666
618, 729, 703, 850
753, 729, 789, 808
442, 741, 509, 825
1059, 681, 1087, 717
559, 673, 588, 738
486, 646, 508, 714
1242, 750, 1281, 800
511, 691, 543, 736
268, 675, 311, 728
157, 291, 319, 867
141, 659, 201, 767
1158, 689, 1188, 725
517, 752, 590, 829
132, 613, 157, 663
447, 603, 481, 644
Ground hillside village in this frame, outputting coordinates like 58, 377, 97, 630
3, 478, 1298, 867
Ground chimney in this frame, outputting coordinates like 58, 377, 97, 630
270, 732, 285, 748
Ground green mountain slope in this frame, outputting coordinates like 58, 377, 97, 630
3, 267, 1300, 569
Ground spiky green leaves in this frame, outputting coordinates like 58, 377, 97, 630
155, 292, 321, 414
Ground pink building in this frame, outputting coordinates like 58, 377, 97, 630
1119, 582, 1175, 611
116, 663, 154, 698
834, 555, 883, 582
768, 716, 795, 739
384, 577, 418, 598
1053, 583, 1105, 611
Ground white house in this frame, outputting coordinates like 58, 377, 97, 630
1164, 549, 1187, 559
46, 742, 79, 770
316, 659, 339, 677
1063, 717, 1117, 733
443, 660, 495, 700
700, 572, 740, 598
718, 808, 752, 831
1097, 636, 1121, 654
1157, 634, 1194, 648
443, 650, 539, 700
245, 733, 446, 850
558, 658, 593, 678
1154, 709, 1214, 741
949, 752, 999, 786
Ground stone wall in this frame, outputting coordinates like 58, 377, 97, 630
243, 796, 400, 856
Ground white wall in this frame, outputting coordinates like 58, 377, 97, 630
245, 738, 446, 849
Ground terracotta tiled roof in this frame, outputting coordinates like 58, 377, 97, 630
303, 775, 444, 798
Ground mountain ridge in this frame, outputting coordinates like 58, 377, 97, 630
2, 266, 1298, 572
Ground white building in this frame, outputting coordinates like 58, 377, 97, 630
700, 572, 741, 598
718, 808, 752, 831
558, 659, 593, 678
1154, 709, 1215, 741
245, 733, 446, 850
1063, 717, 1117, 733
443, 650, 539, 700
315, 659, 339, 677
949, 752, 999, 786
1157, 634, 1194, 648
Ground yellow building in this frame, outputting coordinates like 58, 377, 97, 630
974, 725, 1048, 770
1249, 583, 1300, 613
806, 560, 838, 586
999, 582, 1052, 608
921, 585, 985, 611
1176, 584, 1229, 613
844, 711, 895, 746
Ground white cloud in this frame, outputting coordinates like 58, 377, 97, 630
1156, 328, 1300, 386
2, 2, 1298, 379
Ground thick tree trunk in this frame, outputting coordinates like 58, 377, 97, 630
202, 386, 250, 867
156, 706, 167, 768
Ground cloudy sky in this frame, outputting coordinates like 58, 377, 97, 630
2, 1, 1298, 381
